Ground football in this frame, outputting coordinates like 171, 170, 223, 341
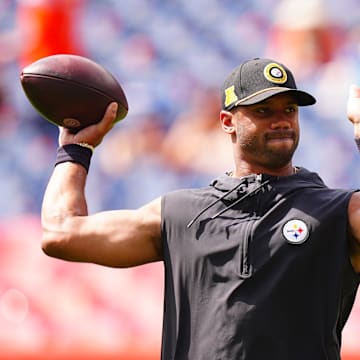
20, 54, 128, 131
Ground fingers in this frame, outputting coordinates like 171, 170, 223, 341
58, 126, 75, 146
347, 84, 360, 127
57, 102, 119, 147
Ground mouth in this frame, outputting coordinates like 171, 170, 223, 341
265, 131, 295, 142
265, 131, 296, 148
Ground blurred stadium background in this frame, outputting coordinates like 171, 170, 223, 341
1, 0, 360, 359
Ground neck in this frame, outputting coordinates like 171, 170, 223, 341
232, 163, 295, 178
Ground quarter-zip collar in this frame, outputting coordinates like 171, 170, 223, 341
187, 167, 326, 228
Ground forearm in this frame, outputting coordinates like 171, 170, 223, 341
42, 102, 116, 226
41, 162, 88, 241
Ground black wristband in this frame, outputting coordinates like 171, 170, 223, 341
55, 144, 93, 172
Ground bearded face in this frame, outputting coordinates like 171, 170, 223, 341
231, 94, 300, 170
236, 122, 299, 169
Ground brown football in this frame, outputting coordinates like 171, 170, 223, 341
20, 54, 128, 131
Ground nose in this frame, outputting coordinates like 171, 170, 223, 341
271, 121, 290, 130
270, 116, 291, 130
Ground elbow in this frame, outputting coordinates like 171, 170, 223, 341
41, 234, 57, 257
41, 229, 70, 259
41, 214, 87, 263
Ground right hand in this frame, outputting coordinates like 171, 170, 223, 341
347, 85, 360, 137
58, 102, 118, 147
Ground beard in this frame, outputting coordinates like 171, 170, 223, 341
239, 130, 299, 169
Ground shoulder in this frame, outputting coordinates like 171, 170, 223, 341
289, 168, 354, 203
139, 197, 162, 222
349, 190, 360, 206
161, 186, 215, 226
162, 186, 213, 205
348, 191, 360, 228
347, 191, 360, 272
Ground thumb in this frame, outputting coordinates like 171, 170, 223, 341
100, 102, 118, 130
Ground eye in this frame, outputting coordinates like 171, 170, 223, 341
250, 106, 272, 118
285, 105, 298, 113
255, 107, 267, 114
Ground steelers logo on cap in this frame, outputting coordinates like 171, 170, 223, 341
264, 63, 288, 84
282, 219, 309, 244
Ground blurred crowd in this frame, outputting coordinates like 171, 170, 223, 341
1, 0, 360, 356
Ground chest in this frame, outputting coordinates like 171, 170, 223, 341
181, 192, 347, 280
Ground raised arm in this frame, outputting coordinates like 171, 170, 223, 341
41, 103, 163, 268
347, 85, 360, 272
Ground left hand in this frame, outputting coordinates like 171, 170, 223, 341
347, 85, 360, 137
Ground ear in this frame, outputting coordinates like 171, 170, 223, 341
220, 110, 235, 134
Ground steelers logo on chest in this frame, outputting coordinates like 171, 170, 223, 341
282, 219, 309, 244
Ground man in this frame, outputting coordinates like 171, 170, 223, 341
41, 58, 360, 359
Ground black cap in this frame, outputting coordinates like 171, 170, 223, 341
221, 58, 316, 110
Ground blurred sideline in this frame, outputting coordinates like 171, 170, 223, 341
0, 214, 359, 358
